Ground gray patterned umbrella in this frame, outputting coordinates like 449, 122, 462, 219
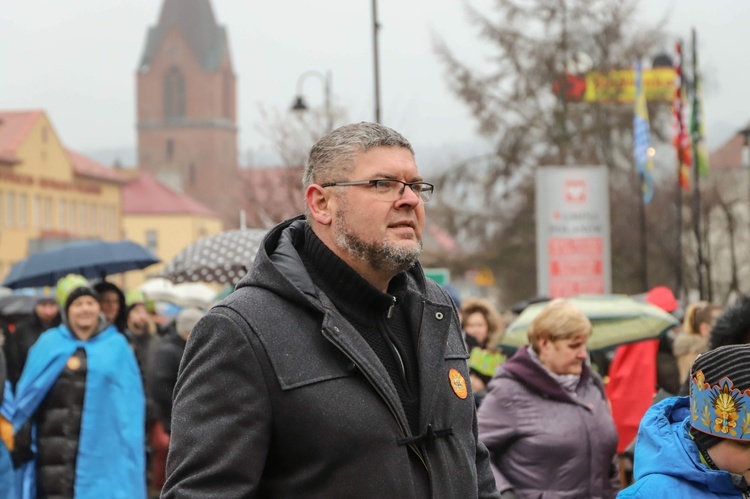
161, 229, 268, 285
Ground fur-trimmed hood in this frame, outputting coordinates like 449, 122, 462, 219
672, 332, 709, 358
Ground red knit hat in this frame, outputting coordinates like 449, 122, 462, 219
646, 286, 678, 313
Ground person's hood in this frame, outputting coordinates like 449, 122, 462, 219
60, 311, 110, 340
632, 396, 739, 494
672, 331, 709, 357
497, 345, 594, 403
231, 215, 428, 312
233, 216, 323, 313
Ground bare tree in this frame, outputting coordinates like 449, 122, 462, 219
431, 0, 673, 303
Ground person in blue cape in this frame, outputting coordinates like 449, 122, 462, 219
618, 344, 750, 498
0, 274, 145, 499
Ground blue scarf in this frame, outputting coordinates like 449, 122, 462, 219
1, 324, 145, 499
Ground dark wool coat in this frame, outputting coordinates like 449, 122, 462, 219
162, 216, 499, 499
478, 346, 620, 499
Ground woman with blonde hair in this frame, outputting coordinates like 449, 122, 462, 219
478, 298, 619, 499
672, 301, 722, 384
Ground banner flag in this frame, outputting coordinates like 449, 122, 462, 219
634, 60, 655, 204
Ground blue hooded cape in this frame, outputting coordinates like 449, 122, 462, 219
0, 324, 145, 499
617, 396, 745, 499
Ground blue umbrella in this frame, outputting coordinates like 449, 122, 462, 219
2, 240, 160, 289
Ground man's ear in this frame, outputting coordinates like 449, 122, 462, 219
306, 184, 333, 226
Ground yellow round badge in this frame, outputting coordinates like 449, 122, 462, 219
66, 356, 81, 371
449, 369, 468, 399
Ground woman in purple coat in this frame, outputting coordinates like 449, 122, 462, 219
478, 298, 620, 499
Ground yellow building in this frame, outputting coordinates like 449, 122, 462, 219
121, 172, 222, 289
0, 110, 125, 283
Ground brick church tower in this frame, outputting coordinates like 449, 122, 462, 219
136, 0, 238, 228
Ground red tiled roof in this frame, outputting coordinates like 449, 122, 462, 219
0, 110, 44, 164
240, 166, 305, 228
67, 149, 128, 183
123, 172, 218, 217
709, 133, 745, 170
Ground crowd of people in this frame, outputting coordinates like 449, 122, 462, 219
0, 275, 205, 498
1, 121, 750, 498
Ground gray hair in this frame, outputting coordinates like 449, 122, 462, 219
302, 122, 414, 189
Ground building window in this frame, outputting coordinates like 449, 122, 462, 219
146, 230, 158, 253
69, 201, 77, 233
7, 192, 15, 228
59, 199, 67, 231
189, 162, 196, 185
223, 71, 232, 120
18, 194, 27, 228
44, 197, 52, 230
166, 139, 174, 162
89, 204, 96, 234
33, 196, 40, 229
164, 66, 186, 121
80, 202, 87, 234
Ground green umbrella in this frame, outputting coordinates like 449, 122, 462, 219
500, 294, 680, 353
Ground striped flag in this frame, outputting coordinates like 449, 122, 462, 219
690, 29, 709, 177
634, 60, 655, 204
673, 41, 691, 191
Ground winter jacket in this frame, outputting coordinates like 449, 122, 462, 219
162, 216, 500, 499
478, 345, 620, 499
148, 328, 186, 434
5, 312, 61, 387
618, 396, 746, 498
3, 321, 145, 499
672, 332, 709, 385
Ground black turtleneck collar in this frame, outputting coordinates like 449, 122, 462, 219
299, 224, 408, 317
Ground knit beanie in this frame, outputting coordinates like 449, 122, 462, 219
689, 344, 750, 449
56, 274, 92, 309
64, 286, 100, 317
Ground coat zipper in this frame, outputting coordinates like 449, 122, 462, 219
320, 326, 432, 477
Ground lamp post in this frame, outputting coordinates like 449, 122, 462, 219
371, 0, 381, 123
291, 70, 333, 133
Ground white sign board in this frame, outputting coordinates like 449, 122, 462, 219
536, 166, 611, 297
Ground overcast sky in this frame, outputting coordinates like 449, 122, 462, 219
2, 0, 749, 170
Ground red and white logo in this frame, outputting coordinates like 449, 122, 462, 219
564, 179, 587, 203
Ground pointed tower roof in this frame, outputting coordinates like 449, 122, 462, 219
138, 0, 230, 72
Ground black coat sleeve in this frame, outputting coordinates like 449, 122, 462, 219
148, 340, 181, 433
161, 309, 273, 499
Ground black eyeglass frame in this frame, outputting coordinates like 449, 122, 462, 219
319, 179, 434, 202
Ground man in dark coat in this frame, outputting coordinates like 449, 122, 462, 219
5, 294, 61, 388
162, 122, 499, 498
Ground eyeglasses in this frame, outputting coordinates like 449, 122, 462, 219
320, 179, 434, 203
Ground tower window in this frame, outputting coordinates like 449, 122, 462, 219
164, 66, 186, 120
189, 162, 196, 185
167, 139, 174, 162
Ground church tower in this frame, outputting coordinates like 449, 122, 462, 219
136, 0, 238, 228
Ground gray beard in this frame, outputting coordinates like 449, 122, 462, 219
334, 218, 422, 276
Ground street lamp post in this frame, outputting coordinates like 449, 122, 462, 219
291, 70, 333, 132
371, 0, 381, 123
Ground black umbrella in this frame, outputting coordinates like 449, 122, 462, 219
2, 240, 160, 289
0, 294, 36, 316
161, 229, 267, 285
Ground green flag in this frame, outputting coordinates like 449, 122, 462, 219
690, 29, 709, 177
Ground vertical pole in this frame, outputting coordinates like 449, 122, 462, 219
371, 0, 381, 123
639, 174, 649, 291
691, 28, 705, 299
325, 70, 333, 132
